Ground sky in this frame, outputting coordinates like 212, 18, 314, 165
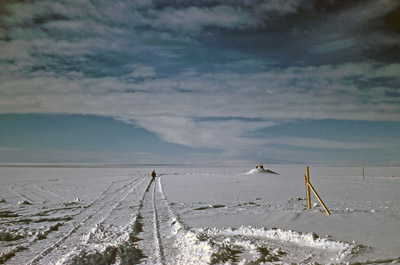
0, 0, 400, 165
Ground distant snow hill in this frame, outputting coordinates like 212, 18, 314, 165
245, 168, 279, 175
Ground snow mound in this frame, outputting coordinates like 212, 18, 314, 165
204, 226, 349, 251
245, 168, 279, 175
17, 200, 32, 205
193, 226, 366, 263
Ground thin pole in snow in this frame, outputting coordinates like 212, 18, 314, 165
308, 182, 331, 215
306, 166, 311, 210
305, 166, 331, 215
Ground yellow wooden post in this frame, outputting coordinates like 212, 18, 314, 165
306, 166, 311, 209
308, 182, 331, 215
362, 167, 365, 180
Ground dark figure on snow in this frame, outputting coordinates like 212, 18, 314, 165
151, 170, 156, 182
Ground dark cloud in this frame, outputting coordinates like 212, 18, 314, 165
1, 0, 398, 74
310, 0, 363, 12
382, 6, 400, 34
385, 90, 400, 98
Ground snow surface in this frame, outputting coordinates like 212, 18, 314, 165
0, 165, 399, 264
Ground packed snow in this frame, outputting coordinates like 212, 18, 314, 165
0, 165, 399, 264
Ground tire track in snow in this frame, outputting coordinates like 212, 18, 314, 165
9, 184, 31, 203
81, 177, 147, 245
10, 181, 54, 204
33, 183, 66, 200
124, 175, 185, 264
25, 177, 141, 265
2, 178, 138, 264
133, 178, 166, 264
152, 178, 165, 265
57, 177, 154, 265
53, 177, 148, 264
157, 176, 215, 265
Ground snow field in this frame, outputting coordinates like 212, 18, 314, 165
161, 165, 400, 264
1, 165, 400, 264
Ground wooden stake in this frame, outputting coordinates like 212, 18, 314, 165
362, 167, 365, 180
308, 182, 331, 215
304, 175, 308, 204
306, 166, 311, 209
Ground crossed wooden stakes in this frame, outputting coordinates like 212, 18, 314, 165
305, 166, 331, 215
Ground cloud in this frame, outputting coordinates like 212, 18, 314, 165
273, 137, 386, 150
1, 61, 400, 121
312, 38, 356, 54
308, 0, 400, 56
1, 60, 400, 156
373, 64, 400, 78
130, 117, 275, 154
259, 0, 306, 15
151, 6, 262, 32
121, 64, 157, 80
1, 0, 400, 162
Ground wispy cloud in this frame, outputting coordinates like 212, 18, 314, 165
309, 0, 400, 53
4, 62, 399, 117
273, 137, 387, 150
1, 61, 399, 155
131, 117, 276, 154
151, 6, 262, 32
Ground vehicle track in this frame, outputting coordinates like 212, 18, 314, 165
151, 178, 165, 264
126, 176, 184, 265
4, 177, 141, 264
55, 177, 154, 265
157, 176, 216, 265
9, 184, 31, 203
9, 181, 56, 204
33, 183, 66, 200
134, 178, 165, 264
81, 178, 147, 245
30, 177, 144, 264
